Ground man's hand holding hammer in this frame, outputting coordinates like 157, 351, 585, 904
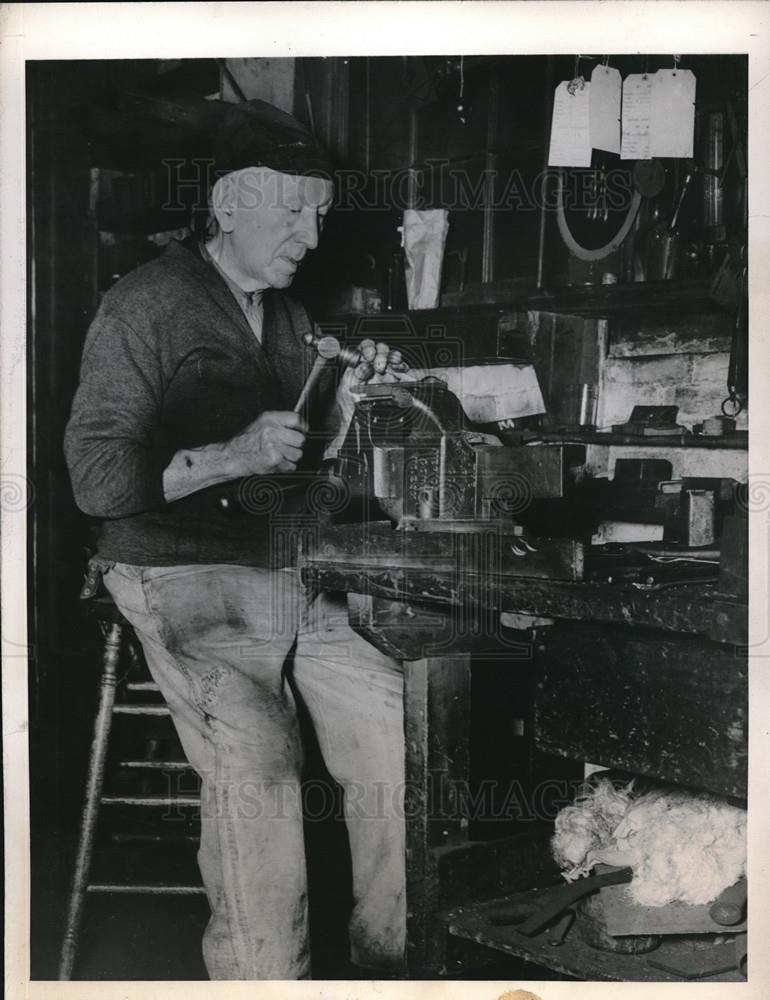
162, 337, 407, 501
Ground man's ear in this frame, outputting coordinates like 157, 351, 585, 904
211, 174, 237, 234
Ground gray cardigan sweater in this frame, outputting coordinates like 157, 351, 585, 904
64, 239, 329, 567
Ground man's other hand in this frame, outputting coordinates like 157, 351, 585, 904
230, 410, 307, 475
337, 339, 409, 410
346, 339, 409, 388
323, 340, 410, 461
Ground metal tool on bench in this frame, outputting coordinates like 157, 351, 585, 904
514, 867, 633, 937
612, 405, 687, 438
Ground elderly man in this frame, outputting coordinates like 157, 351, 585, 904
64, 101, 406, 980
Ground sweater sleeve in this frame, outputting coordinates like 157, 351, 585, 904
64, 309, 174, 518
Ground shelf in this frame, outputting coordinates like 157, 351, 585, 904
440, 278, 535, 310
326, 278, 726, 332
446, 888, 744, 982
528, 278, 721, 319
441, 277, 722, 319
508, 430, 747, 450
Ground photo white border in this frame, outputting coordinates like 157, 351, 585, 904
3, 3, 769, 1000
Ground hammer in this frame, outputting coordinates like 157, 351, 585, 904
293, 331, 362, 414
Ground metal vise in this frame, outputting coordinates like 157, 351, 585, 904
335, 377, 580, 529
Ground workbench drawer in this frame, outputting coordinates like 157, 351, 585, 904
533, 625, 747, 800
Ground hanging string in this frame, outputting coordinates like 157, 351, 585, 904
457, 55, 466, 124
567, 54, 585, 96
672, 54, 680, 76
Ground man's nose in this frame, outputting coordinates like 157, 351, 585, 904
295, 209, 320, 249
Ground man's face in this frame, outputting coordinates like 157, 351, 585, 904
220, 167, 334, 291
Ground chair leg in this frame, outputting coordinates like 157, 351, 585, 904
58, 621, 122, 980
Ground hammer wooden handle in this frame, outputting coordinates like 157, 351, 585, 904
293, 354, 329, 414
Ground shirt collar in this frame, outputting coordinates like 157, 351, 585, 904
199, 241, 263, 310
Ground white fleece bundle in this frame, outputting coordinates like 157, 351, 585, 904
552, 778, 746, 907
551, 778, 633, 873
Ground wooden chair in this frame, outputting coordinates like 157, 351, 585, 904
58, 592, 203, 980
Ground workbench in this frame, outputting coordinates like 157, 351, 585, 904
300, 521, 748, 981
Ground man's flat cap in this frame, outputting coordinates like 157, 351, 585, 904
211, 99, 334, 179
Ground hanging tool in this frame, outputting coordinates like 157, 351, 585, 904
556, 170, 642, 262
446, 246, 469, 293
649, 169, 694, 280
722, 248, 747, 417
599, 161, 608, 223
669, 170, 694, 232
588, 156, 609, 225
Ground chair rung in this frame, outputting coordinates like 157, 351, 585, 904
118, 760, 193, 770
100, 795, 200, 806
125, 681, 160, 692
87, 883, 205, 895
113, 704, 170, 716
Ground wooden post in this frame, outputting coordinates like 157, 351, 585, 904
404, 654, 471, 978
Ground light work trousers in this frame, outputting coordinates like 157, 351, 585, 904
103, 561, 406, 980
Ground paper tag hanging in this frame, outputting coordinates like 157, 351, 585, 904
590, 64, 621, 154
649, 69, 696, 158
621, 74, 653, 160
548, 80, 592, 168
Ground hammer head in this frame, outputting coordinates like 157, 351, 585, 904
304, 331, 361, 366
316, 335, 343, 360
